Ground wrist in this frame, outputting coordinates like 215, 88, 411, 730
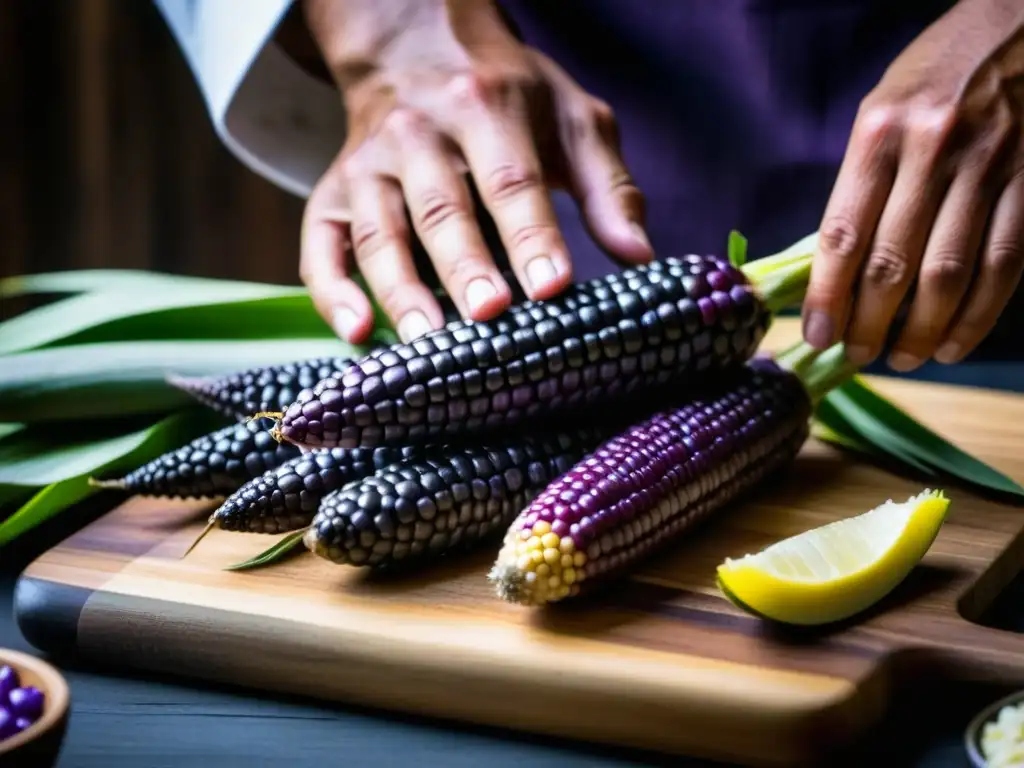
302, 0, 509, 90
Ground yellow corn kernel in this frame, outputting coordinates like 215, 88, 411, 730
517, 554, 534, 572
526, 535, 541, 551
561, 553, 574, 568
559, 537, 575, 554
533, 520, 552, 536
536, 563, 551, 578
573, 552, 586, 567
541, 532, 560, 549
530, 549, 545, 565
548, 575, 561, 590
543, 548, 561, 565
563, 567, 576, 585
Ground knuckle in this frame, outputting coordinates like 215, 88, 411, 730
855, 102, 901, 146
819, 216, 863, 261
589, 98, 617, 130
907, 105, 957, 148
863, 242, 912, 288
415, 189, 467, 234
987, 238, 1023, 273
448, 72, 503, 109
350, 220, 393, 256
507, 223, 558, 253
382, 107, 431, 140
920, 252, 971, 290
483, 163, 544, 203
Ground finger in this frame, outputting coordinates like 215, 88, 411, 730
802, 107, 899, 349
886, 170, 990, 371
933, 172, 1024, 364
842, 112, 954, 365
559, 99, 653, 265
388, 109, 514, 321
449, 77, 574, 302
347, 171, 447, 342
300, 168, 376, 344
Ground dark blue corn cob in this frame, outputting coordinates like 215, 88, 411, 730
169, 356, 354, 421
489, 358, 815, 606
211, 445, 416, 534
278, 255, 774, 450
303, 427, 612, 568
91, 420, 300, 499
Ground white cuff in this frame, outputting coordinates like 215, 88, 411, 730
153, 0, 347, 199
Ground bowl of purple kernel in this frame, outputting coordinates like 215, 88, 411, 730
0, 649, 69, 767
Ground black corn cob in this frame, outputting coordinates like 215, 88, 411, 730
169, 357, 354, 421
489, 358, 816, 606
91, 420, 301, 499
277, 255, 774, 450
303, 427, 613, 568
211, 446, 416, 534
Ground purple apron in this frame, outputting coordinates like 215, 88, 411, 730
491, 0, 1024, 362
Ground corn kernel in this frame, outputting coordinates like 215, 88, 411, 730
541, 532, 560, 549
530, 549, 545, 565
561, 553, 574, 568
526, 535, 541, 551
536, 563, 550, 578
533, 520, 551, 536
563, 567, 576, 585
573, 552, 586, 567
543, 548, 560, 565
548, 575, 561, 589
559, 537, 575, 554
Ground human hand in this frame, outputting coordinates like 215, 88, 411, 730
802, 0, 1024, 370
299, 0, 653, 344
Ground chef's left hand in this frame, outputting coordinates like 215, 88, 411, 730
802, 0, 1024, 370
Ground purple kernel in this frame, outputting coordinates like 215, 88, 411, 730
551, 519, 569, 536
0, 666, 18, 701
697, 296, 717, 325
14, 717, 32, 733
8, 688, 43, 724
0, 708, 15, 740
707, 271, 732, 291
319, 388, 343, 410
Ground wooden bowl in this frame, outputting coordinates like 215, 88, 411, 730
964, 689, 1024, 767
0, 649, 70, 768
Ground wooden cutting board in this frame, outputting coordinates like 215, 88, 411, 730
13, 320, 1024, 767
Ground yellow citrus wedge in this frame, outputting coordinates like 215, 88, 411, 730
716, 489, 950, 626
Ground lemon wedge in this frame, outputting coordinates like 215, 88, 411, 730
716, 489, 950, 626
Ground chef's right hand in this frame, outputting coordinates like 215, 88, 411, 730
298, 0, 653, 344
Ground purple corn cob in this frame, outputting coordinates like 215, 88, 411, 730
489, 359, 812, 606
211, 445, 416, 534
303, 427, 613, 568
169, 356, 354, 421
91, 420, 301, 500
276, 255, 771, 450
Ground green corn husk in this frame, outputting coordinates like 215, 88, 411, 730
1, 232, 1021, 551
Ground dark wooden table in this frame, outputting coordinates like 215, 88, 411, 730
3, 357, 1023, 768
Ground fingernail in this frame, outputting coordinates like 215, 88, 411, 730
846, 345, 873, 365
526, 256, 558, 292
397, 310, 433, 342
934, 341, 962, 364
802, 310, 834, 349
331, 305, 359, 340
887, 351, 922, 372
631, 223, 652, 252
465, 278, 498, 313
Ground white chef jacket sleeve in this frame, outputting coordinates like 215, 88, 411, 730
151, 0, 346, 199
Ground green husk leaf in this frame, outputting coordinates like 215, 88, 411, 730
0, 411, 209, 545
0, 338, 361, 423
727, 230, 748, 268
814, 395, 937, 477
35, 294, 340, 348
810, 416, 879, 458
224, 529, 307, 571
0, 410, 222, 487
0, 283, 309, 355
825, 376, 1024, 499
0, 424, 23, 442
0, 477, 99, 547
0, 269, 235, 298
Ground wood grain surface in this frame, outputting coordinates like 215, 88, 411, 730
13, 319, 1024, 767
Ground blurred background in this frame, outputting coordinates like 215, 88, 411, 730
0, 2, 305, 287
